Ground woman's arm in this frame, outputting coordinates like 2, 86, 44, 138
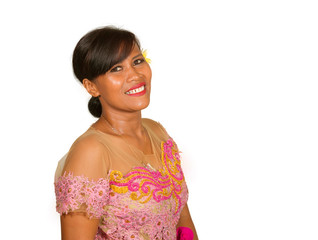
61, 213, 99, 240
177, 204, 199, 240
57, 135, 108, 240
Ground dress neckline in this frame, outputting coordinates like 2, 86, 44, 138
89, 122, 156, 157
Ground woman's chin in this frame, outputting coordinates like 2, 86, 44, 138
134, 99, 151, 111
125, 95, 150, 112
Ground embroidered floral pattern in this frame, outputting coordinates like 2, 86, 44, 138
110, 138, 184, 214
55, 173, 110, 218
54, 138, 188, 240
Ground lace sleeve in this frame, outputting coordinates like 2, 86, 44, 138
55, 172, 110, 219
54, 132, 110, 219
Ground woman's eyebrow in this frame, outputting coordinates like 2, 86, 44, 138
132, 53, 143, 60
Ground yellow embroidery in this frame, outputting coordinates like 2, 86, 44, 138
109, 139, 185, 213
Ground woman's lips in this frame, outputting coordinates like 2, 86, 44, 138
125, 82, 146, 96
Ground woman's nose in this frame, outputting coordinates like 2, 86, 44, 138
126, 66, 141, 82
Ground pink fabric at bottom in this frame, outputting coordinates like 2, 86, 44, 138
177, 227, 194, 240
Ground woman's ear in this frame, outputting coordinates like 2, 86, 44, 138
83, 79, 100, 97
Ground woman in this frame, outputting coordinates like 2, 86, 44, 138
54, 26, 198, 240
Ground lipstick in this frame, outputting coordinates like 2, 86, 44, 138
125, 82, 146, 96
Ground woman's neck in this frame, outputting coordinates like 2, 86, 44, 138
95, 110, 145, 138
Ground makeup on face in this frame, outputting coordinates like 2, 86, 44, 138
125, 82, 146, 96
94, 44, 152, 113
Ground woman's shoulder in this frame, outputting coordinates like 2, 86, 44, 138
61, 128, 110, 179
71, 127, 107, 150
142, 118, 170, 140
72, 126, 117, 147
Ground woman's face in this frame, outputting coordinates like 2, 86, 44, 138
94, 44, 152, 114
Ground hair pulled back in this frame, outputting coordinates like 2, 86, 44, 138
72, 26, 140, 117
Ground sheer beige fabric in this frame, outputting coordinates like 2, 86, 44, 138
55, 118, 170, 181
54, 118, 189, 239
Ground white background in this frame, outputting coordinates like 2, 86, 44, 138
0, 0, 317, 239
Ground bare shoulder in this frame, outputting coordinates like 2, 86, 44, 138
62, 132, 109, 179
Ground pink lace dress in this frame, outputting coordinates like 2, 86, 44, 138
54, 119, 189, 240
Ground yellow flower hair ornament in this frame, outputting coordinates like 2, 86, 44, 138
142, 49, 151, 64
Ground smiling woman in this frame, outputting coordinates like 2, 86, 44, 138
84, 44, 152, 116
54, 26, 198, 240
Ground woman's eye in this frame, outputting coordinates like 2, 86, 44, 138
134, 58, 145, 65
110, 66, 122, 72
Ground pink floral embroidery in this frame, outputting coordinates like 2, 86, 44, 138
54, 138, 189, 239
109, 138, 185, 214
54, 173, 110, 218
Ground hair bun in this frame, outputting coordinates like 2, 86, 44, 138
88, 96, 102, 118
73, 26, 139, 118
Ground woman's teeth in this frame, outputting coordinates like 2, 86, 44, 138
125, 85, 145, 95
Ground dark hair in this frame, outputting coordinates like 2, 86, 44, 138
72, 26, 140, 117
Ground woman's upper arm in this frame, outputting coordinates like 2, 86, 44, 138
55, 135, 109, 240
61, 213, 100, 240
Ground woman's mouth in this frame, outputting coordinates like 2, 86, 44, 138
125, 83, 146, 96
